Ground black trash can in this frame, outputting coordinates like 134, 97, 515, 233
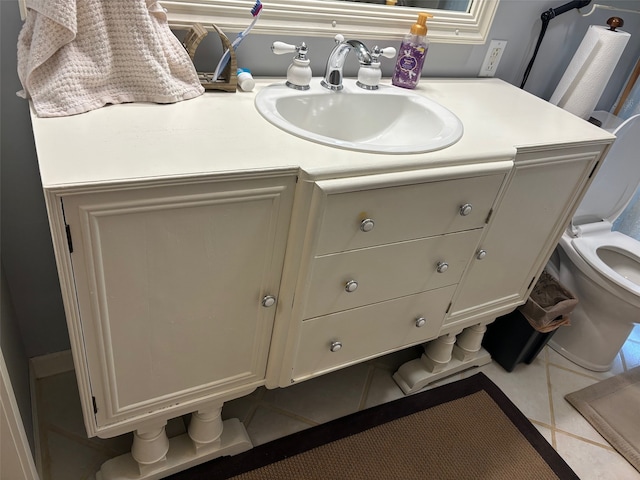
482, 271, 577, 372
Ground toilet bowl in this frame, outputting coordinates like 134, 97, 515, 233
547, 113, 640, 371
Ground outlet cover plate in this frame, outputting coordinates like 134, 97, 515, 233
479, 40, 507, 77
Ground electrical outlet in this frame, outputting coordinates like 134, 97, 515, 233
479, 40, 507, 77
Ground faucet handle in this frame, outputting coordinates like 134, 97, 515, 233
333, 34, 345, 44
357, 46, 396, 90
272, 41, 312, 90
272, 41, 308, 60
271, 41, 297, 55
371, 46, 397, 62
378, 47, 397, 59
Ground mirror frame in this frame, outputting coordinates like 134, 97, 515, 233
163, 0, 500, 44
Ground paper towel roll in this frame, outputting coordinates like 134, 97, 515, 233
549, 25, 630, 119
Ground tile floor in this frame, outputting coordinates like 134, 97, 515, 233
33, 325, 640, 480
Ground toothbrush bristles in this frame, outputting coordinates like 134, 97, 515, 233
251, 1, 262, 17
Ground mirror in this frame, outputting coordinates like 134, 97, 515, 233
164, 0, 499, 44
331, 1, 471, 12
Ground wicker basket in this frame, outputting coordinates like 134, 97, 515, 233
518, 271, 578, 333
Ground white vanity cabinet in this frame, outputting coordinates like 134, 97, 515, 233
48, 173, 296, 437
30, 78, 615, 479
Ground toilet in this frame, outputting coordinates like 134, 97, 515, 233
547, 113, 640, 372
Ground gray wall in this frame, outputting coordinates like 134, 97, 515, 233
1, 0, 640, 358
0, 265, 34, 454
2, 0, 68, 359
0, 1, 33, 455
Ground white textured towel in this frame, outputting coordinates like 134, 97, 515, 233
17, 0, 204, 117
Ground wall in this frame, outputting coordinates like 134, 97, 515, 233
1, 0, 68, 358
1, 265, 34, 454
198, 0, 640, 107
1, 0, 639, 358
0, 2, 34, 456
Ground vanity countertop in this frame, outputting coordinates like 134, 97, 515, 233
30, 77, 615, 189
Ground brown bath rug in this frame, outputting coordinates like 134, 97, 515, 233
169, 372, 577, 479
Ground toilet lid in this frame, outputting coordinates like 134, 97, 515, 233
573, 114, 640, 226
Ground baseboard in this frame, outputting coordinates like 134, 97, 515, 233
29, 350, 73, 379
29, 349, 74, 478
1, 352, 39, 480
29, 364, 43, 478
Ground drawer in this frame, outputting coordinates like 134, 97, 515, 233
293, 285, 457, 380
315, 173, 504, 255
303, 229, 482, 319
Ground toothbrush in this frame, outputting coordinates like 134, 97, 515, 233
212, 0, 263, 81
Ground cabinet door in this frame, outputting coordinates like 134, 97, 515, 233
448, 150, 600, 324
63, 175, 295, 429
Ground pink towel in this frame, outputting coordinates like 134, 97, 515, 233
17, 0, 204, 117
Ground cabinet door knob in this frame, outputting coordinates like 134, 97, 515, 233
415, 317, 427, 328
476, 249, 487, 260
360, 218, 375, 232
330, 341, 343, 352
459, 203, 473, 216
436, 262, 449, 273
261, 295, 276, 308
345, 280, 359, 292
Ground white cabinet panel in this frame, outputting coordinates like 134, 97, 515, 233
62, 176, 295, 428
448, 151, 600, 323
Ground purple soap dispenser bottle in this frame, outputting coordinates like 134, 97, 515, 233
392, 12, 432, 89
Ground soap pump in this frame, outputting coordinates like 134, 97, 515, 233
392, 12, 433, 89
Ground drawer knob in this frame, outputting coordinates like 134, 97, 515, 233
436, 262, 449, 273
415, 317, 427, 328
261, 295, 276, 308
345, 280, 359, 292
476, 249, 487, 260
330, 341, 343, 352
360, 218, 375, 232
459, 203, 473, 216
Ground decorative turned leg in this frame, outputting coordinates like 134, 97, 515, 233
98, 406, 252, 480
188, 404, 224, 452
421, 333, 457, 373
131, 423, 170, 476
453, 324, 487, 361
393, 326, 492, 395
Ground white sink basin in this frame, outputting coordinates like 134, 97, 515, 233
254, 78, 463, 154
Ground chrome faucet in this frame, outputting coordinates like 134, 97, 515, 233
321, 35, 373, 91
